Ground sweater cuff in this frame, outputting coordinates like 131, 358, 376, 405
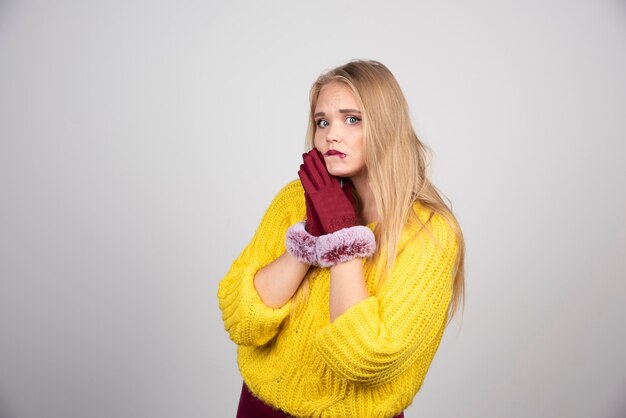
314, 296, 387, 383
235, 269, 292, 346
316, 225, 376, 267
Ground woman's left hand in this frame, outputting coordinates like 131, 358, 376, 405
298, 149, 357, 234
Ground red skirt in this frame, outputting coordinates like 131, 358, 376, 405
236, 382, 404, 418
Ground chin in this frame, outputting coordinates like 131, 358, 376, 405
325, 162, 364, 179
326, 167, 351, 178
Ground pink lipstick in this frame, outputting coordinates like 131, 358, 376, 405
325, 150, 346, 158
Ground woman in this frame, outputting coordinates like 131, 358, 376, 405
218, 59, 465, 418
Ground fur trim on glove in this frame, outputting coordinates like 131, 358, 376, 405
285, 222, 319, 265
316, 225, 376, 268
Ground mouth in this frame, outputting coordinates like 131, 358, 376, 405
325, 150, 346, 158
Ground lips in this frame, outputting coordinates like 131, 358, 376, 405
325, 150, 346, 158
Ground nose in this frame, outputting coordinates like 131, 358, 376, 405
325, 125, 341, 144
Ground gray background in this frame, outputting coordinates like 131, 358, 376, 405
1, 0, 625, 417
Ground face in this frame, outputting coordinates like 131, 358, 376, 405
313, 82, 366, 181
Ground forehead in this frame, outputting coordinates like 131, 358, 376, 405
315, 83, 359, 110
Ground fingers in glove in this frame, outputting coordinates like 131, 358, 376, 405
298, 165, 318, 194
309, 149, 338, 187
302, 151, 327, 189
301, 157, 321, 190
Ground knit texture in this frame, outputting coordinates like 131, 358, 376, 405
218, 180, 458, 418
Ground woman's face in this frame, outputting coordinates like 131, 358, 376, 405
313, 82, 366, 181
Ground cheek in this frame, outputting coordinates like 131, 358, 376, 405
313, 132, 324, 148
351, 134, 364, 155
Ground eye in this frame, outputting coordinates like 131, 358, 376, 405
346, 116, 361, 125
316, 119, 329, 128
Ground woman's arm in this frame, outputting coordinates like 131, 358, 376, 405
254, 251, 311, 309
314, 213, 459, 385
217, 180, 305, 347
329, 258, 369, 321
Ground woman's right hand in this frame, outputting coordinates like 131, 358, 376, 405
304, 192, 324, 237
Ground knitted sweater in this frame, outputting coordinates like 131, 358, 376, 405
218, 180, 458, 418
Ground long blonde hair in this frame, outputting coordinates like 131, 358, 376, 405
305, 60, 466, 323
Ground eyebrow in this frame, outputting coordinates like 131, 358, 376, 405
314, 109, 362, 118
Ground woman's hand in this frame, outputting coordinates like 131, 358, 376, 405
297, 149, 371, 322
303, 192, 324, 237
298, 149, 357, 234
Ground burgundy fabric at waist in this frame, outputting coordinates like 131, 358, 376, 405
236, 382, 404, 418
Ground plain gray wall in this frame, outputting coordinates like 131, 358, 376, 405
1, 0, 625, 417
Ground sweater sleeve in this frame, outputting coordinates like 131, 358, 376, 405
314, 212, 459, 385
217, 181, 304, 347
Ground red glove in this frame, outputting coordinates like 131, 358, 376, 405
298, 149, 357, 234
303, 192, 324, 237
303, 180, 354, 236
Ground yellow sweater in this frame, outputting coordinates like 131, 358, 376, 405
218, 180, 458, 418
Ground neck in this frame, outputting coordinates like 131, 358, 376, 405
350, 172, 378, 225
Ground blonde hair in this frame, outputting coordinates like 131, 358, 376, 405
304, 59, 466, 323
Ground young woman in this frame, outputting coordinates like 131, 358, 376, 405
218, 60, 465, 418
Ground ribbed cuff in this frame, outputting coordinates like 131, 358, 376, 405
285, 222, 319, 265
316, 226, 376, 267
